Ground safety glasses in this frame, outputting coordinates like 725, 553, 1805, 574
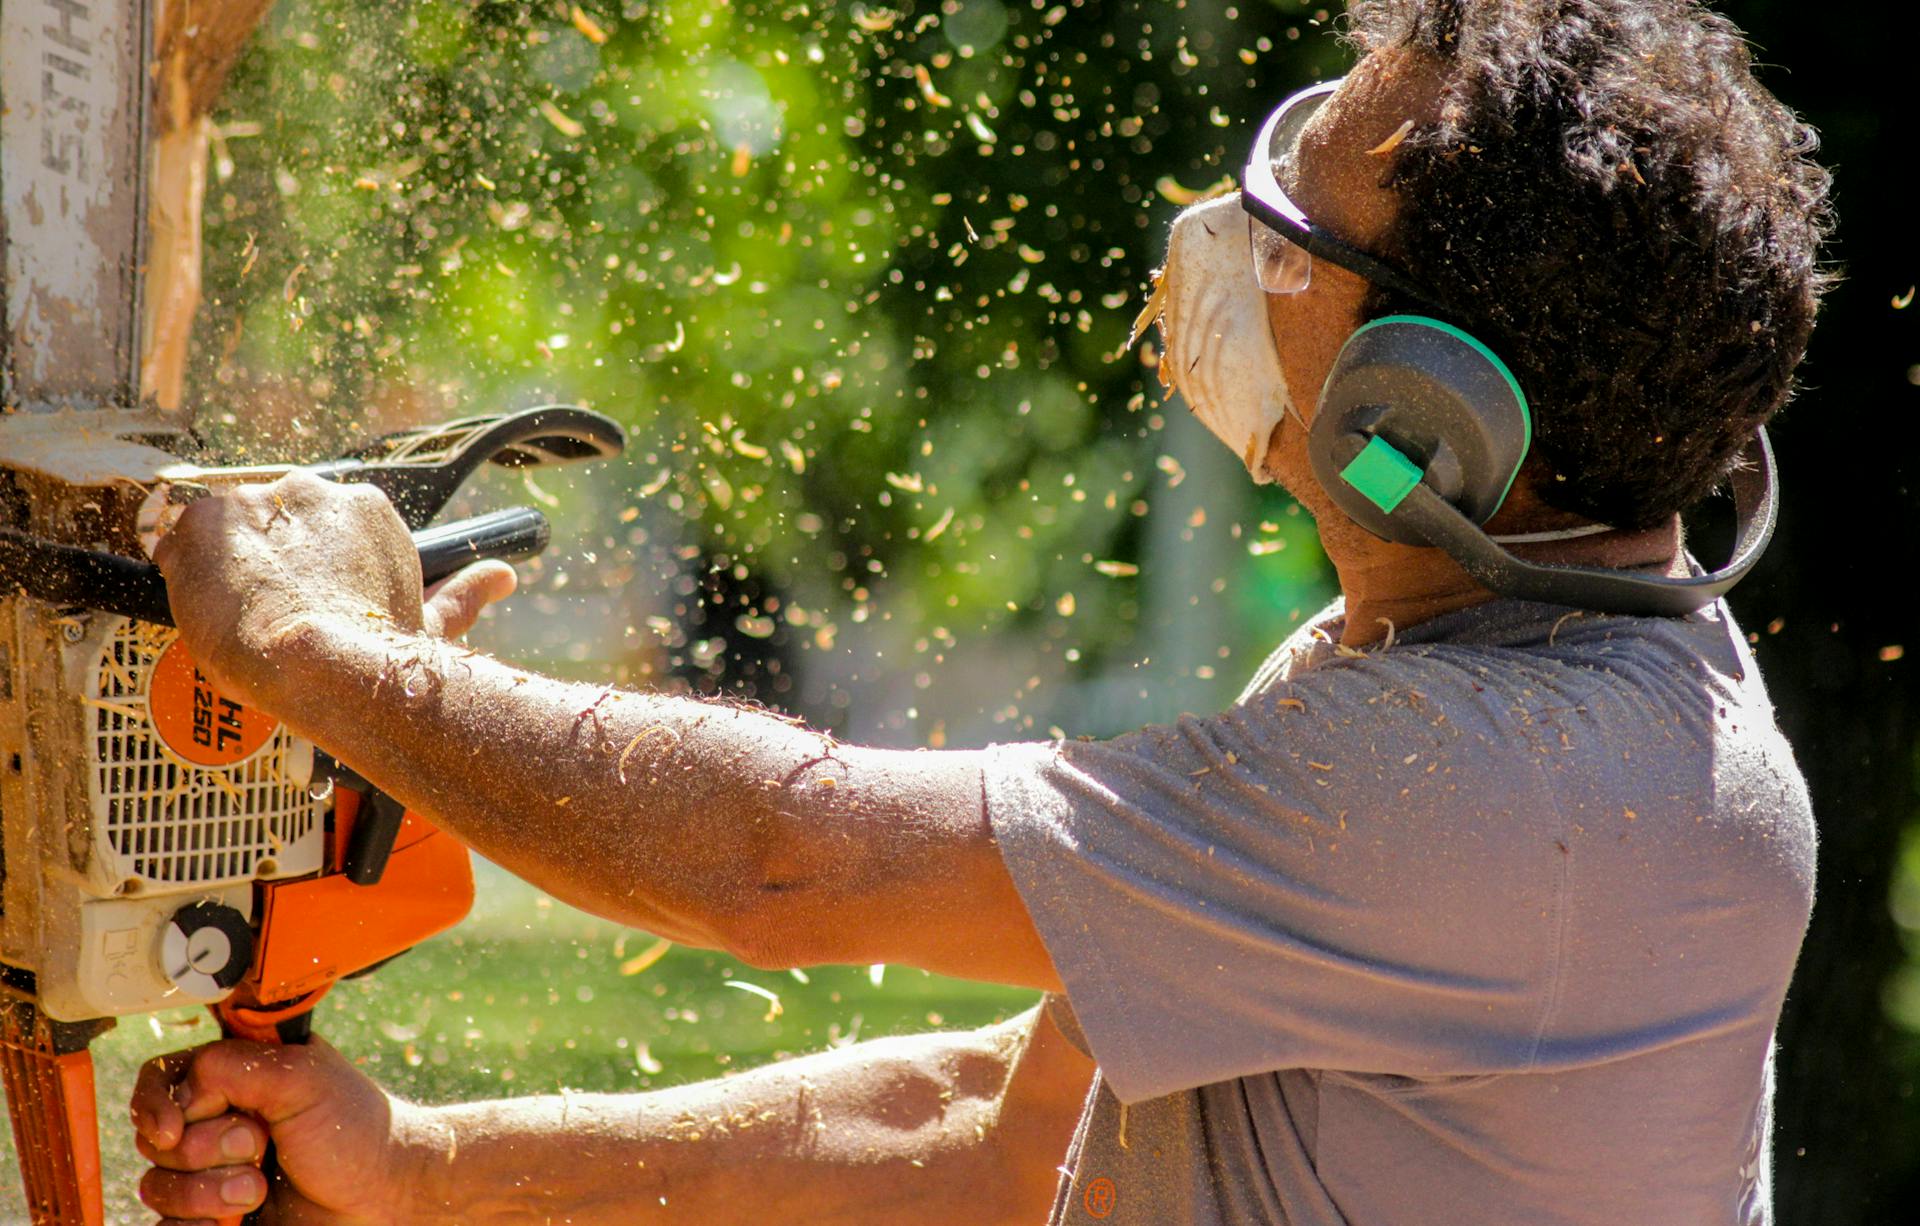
1241, 77, 1449, 312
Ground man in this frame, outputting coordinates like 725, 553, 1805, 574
130, 1, 1830, 1222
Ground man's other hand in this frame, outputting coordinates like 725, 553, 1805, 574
152, 471, 424, 708
130, 1037, 429, 1224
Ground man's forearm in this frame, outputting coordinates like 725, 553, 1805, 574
399, 1007, 1091, 1225
258, 614, 1053, 984
264, 614, 832, 950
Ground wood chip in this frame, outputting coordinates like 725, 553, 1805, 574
724, 980, 784, 1022
79, 696, 148, 722
617, 723, 680, 783
619, 937, 674, 976
1368, 119, 1416, 155
539, 99, 585, 139
913, 64, 952, 108
570, 5, 610, 44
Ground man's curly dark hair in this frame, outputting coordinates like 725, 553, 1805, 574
1343, 0, 1835, 529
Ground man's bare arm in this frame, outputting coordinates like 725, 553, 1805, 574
155, 473, 1062, 989
406, 1005, 1092, 1225
264, 612, 1057, 985
131, 1006, 1095, 1224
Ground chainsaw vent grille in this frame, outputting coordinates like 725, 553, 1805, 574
85, 619, 323, 889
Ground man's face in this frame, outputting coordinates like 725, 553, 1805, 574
1254, 48, 1445, 504
1142, 50, 1443, 513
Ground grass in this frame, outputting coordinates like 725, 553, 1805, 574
1, 861, 1038, 1224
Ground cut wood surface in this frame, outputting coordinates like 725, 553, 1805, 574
142, 0, 275, 411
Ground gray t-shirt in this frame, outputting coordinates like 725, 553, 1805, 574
984, 598, 1815, 1225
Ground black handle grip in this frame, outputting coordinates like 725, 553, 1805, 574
0, 507, 551, 627
219, 1012, 313, 1226
413, 506, 552, 587
340, 791, 408, 886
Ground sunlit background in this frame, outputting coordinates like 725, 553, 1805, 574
4, 0, 1914, 1221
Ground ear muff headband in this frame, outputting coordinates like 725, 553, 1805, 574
1311, 316, 1777, 617
1386, 430, 1777, 617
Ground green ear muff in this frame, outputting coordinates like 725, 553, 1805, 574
1310, 315, 1531, 544
1305, 314, 1779, 617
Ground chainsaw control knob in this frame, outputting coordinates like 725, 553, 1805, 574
161, 902, 256, 1001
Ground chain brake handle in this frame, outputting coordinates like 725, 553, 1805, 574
308, 404, 626, 529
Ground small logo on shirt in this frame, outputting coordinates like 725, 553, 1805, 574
1083, 1176, 1117, 1219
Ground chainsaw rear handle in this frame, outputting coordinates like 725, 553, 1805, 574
210, 1009, 314, 1226
0, 505, 550, 627
208, 793, 477, 1225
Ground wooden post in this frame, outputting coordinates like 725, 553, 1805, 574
1, 3, 156, 1221
1, 0, 153, 415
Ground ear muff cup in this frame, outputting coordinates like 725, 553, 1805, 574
1309, 316, 1532, 545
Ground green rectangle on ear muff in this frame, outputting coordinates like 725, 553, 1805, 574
1341, 435, 1424, 513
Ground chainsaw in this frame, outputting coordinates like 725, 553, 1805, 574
0, 405, 625, 1225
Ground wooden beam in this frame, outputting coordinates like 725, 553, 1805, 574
1, 0, 153, 414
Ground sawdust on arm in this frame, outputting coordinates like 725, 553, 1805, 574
252, 614, 1062, 991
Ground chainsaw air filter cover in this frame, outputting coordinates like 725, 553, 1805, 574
82, 619, 325, 894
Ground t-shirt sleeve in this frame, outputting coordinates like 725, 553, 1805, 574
984, 654, 1568, 1104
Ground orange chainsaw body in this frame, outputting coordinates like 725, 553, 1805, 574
217, 792, 475, 1041
0, 1012, 106, 1226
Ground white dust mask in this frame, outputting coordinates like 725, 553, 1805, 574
1131, 192, 1300, 484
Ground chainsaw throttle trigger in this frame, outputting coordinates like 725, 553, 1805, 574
341, 791, 407, 886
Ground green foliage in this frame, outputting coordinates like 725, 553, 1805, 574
189, 0, 1342, 722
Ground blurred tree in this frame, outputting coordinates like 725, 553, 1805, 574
185, 0, 1343, 741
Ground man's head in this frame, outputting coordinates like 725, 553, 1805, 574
1301, 0, 1835, 530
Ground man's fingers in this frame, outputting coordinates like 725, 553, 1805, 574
422, 560, 517, 639
131, 1049, 198, 1149
136, 1113, 267, 1171
138, 1163, 267, 1220
170, 1038, 337, 1131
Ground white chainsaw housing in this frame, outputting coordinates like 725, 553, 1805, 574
17, 614, 325, 1021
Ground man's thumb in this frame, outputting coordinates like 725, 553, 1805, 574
423, 560, 517, 639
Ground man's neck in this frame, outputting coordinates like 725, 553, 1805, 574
1319, 512, 1685, 648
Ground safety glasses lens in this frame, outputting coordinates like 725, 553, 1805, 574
1249, 215, 1312, 294
1259, 88, 1329, 199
